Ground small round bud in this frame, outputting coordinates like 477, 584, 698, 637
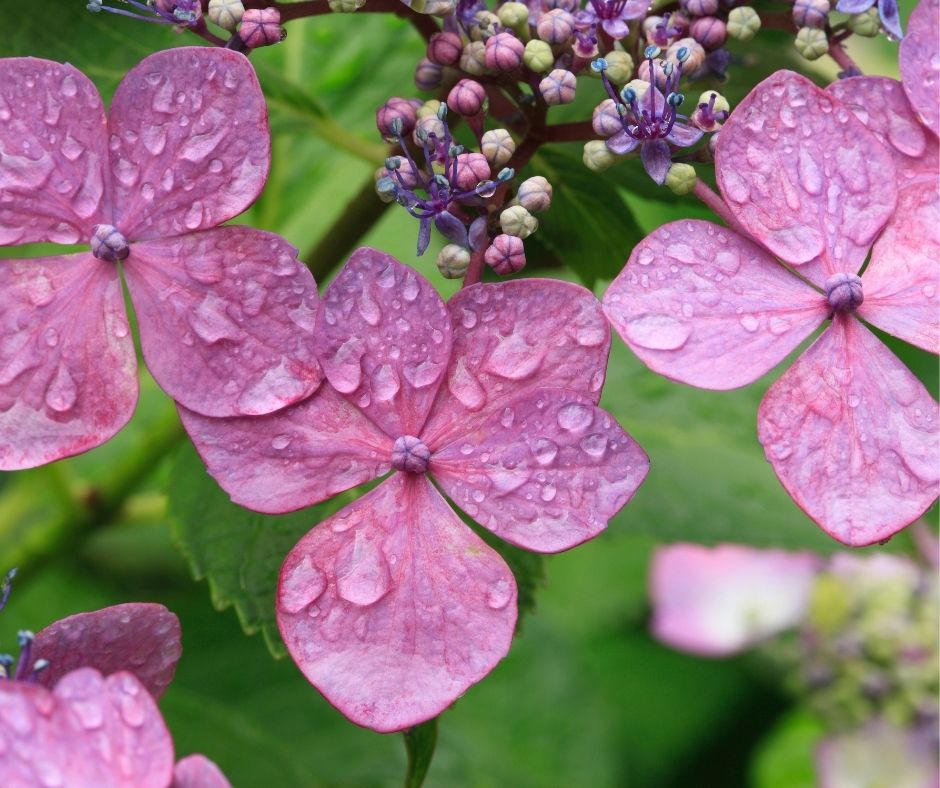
379, 156, 419, 188
238, 7, 284, 49
453, 152, 491, 190
794, 26, 829, 60
592, 99, 622, 137
727, 7, 761, 41
155, 0, 201, 22
460, 41, 488, 76
792, 0, 830, 29
664, 163, 697, 195
499, 205, 538, 239
523, 39, 556, 73
690, 16, 727, 50
637, 60, 669, 91
825, 273, 864, 312
666, 37, 705, 75
414, 58, 443, 91
536, 9, 576, 45
485, 234, 526, 275
413, 115, 445, 146
437, 244, 471, 279
848, 7, 880, 36
485, 32, 525, 72
375, 176, 398, 203
427, 31, 462, 65
583, 139, 621, 172
498, 2, 529, 29
544, 0, 578, 11
469, 10, 500, 40
91, 224, 129, 261
416, 99, 442, 119
481, 128, 516, 168
376, 97, 417, 137
516, 176, 552, 213
328, 0, 365, 10
601, 50, 634, 83
447, 79, 487, 117
697, 90, 729, 115
207, 0, 243, 31
539, 69, 577, 106
680, 0, 718, 16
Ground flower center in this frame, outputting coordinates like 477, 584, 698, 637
91, 224, 129, 262
391, 435, 431, 474
825, 273, 864, 313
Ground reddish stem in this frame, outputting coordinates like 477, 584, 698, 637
545, 120, 597, 143
691, 178, 749, 236
463, 246, 487, 287
828, 37, 862, 75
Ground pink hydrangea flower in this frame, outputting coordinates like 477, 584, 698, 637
180, 248, 650, 732
649, 543, 822, 656
0, 47, 320, 470
604, 69, 939, 547
1, 602, 229, 786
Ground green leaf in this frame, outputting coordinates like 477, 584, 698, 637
750, 709, 823, 788
403, 718, 438, 788
525, 146, 644, 289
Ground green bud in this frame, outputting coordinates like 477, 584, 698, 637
460, 41, 489, 75
498, 2, 529, 30
583, 140, 622, 172
697, 90, 730, 115
416, 100, 442, 119
207, 0, 244, 31
794, 26, 829, 60
727, 7, 761, 41
848, 7, 881, 36
437, 245, 471, 279
602, 50, 634, 83
664, 163, 697, 195
500, 205, 538, 239
481, 128, 516, 168
523, 39, 554, 73
328, 0, 365, 12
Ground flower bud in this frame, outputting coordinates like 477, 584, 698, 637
453, 153, 491, 190
498, 2, 529, 30
539, 69, 577, 105
637, 60, 669, 90
845, 7, 880, 35
460, 41, 488, 76
516, 176, 552, 213
485, 234, 526, 275
416, 99, 442, 119
793, 0, 829, 29
427, 31, 462, 65
447, 79, 487, 117
437, 245, 471, 279
680, 0, 718, 16
414, 58, 443, 91
794, 26, 829, 60
379, 156, 420, 189
690, 16, 726, 50
602, 50, 634, 83
155, 0, 201, 21
727, 7, 761, 40
523, 39, 555, 73
207, 0, 243, 31
536, 9, 576, 45
413, 115, 445, 146
485, 32, 525, 72
666, 37, 705, 75
500, 205, 538, 239
374, 175, 398, 203
545, 0, 578, 11
664, 163, 697, 195
376, 97, 417, 137
592, 99, 622, 137
481, 129, 516, 168
238, 7, 284, 48
583, 140, 621, 172
328, 0, 366, 11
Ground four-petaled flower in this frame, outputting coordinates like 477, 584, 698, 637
603, 69, 938, 546
0, 48, 320, 470
575, 0, 650, 40
180, 248, 649, 732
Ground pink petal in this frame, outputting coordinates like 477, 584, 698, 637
716, 71, 897, 280
316, 248, 452, 438
0, 253, 137, 470
649, 543, 822, 656
0, 58, 109, 245
173, 755, 231, 788
432, 388, 649, 553
108, 48, 269, 241
0, 668, 174, 788
603, 220, 828, 389
277, 473, 516, 733
33, 603, 181, 699
124, 227, 321, 418
758, 316, 939, 546
900, 0, 940, 139
859, 184, 940, 353
422, 279, 610, 450
179, 383, 392, 514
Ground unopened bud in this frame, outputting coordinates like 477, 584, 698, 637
416, 99, 442, 119
516, 176, 552, 213
238, 7, 284, 49
523, 39, 555, 73
427, 31, 462, 65
680, 0, 718, 16
485, 31, 525, 72
690, 16, 727, 50
437, 244, 471, 279
536, 9, 576, 44
602, 50, 634, 83
485, 234, 526, 275
453, 153, 491, 190
500, 205, 538, 239
448, 79, 487, 116
847, 7, 880, 36
794, 26, 829, 60
207, 0, 243, 31
414, 58, 443, 91
460, 41, 488, 76
583, 139, 621, 172
376, 97, 417, 138
664, 163, 697, 195
481, 128, 516, 168
498, 2, 529, 30
793, 0, 830, 28
727, 6, 761, 40
413, 115, 445, 146
539, 69, 577, 105
666, 37, 705, 75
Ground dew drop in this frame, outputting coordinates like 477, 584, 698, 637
271, 434, 292, 450
557, 402, 593, 432
60, 74, 78, 98
371, 363, 401, 401
334, 534, 391, 607
357, 288, 381, 326
45, 365, 77, 412
43, 327, 59, 348
739, 314, 760, 332
624, 314, 691, 350
448, 360, 486, 411
60, 135, 85, 162
500, 407, 514, 428
485, 578, 512, 610
184, 201, 204, 230
279, 555, 327, 614
540, 482, 557, 502
580, 433, 607, 458
404, 359, 443, 389
637, 248, 655, 266
485, 331, 545, 379
531, 437, 558, 466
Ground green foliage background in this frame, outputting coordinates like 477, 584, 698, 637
0, 2, 933, 786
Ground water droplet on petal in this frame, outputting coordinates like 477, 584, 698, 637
485, 578, 512, 610
43, 327, 59, 348
45, 365, 77, 412
271, 434, 292, 450
624, 315, 691, 350
485, 331, 545, 379
540, 482, 557, 502
371, 363, 401, 401
580, 433, 607, 457
334, 534, 391, 607
184, 201, 204, 230
531, 438, 558, 466
739, 314, 760, 332
557, 402, 593, 432
280, 555, 328, 614
404, 359, 443, 389
448, 360, 486, 411
60, 74, 78, 98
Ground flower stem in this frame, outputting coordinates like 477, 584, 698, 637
463, 246, 487, 287
692, 178, 749, 236
402, 718, 438, 788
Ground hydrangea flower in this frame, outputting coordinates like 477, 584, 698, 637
575, 0, 650, 40
0, 597, 229, 787
603, 70, 939, 546
0, 48, 320, 470
180, 248, 649, 731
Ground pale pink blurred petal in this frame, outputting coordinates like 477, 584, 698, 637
124, 227, 320, 418
716, 71, 897, 282
0, 58, 109, 245
316, 248, 452, 438
0, 668, 174, 788
0, 253, 137, 470
900, 0, 940, 138
649, 543, 822, 656
758, 317, 939, 546
277, 474, 516, 733
859, 185, 940, 353
33, 604, 181, 699
108, 48, 269, 241
432, 388, 648, 552
179, 383, 392, 514
173, 754, 231, 788
422, 279, 610, 449
603, 219, 828, 389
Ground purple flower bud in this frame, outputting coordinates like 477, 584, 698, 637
825, 273, 864, 313
453, 152, 491, 190
485, 234, 526, 275
427, 31, 463, 66
376, 97, 417, 138
391, 435, 431, 474
792, 0, 830, 29
413, 115, 445, 147
593, 99, 622, 137
680, 0, 718, 16
536, 9, 576, 45
91, 224, 129, 262
543, 0, 579, 11
238, 7, 284, 49
637, 60, 669, 91
379, 156, 420, 189
447, 79, 487, 116
485, 32, 525, 72
414, 58, 443, 91
539, 69, 577, 106
690, 16, 727, 50
155, 0, 202, 22
516, 176, 552, 213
